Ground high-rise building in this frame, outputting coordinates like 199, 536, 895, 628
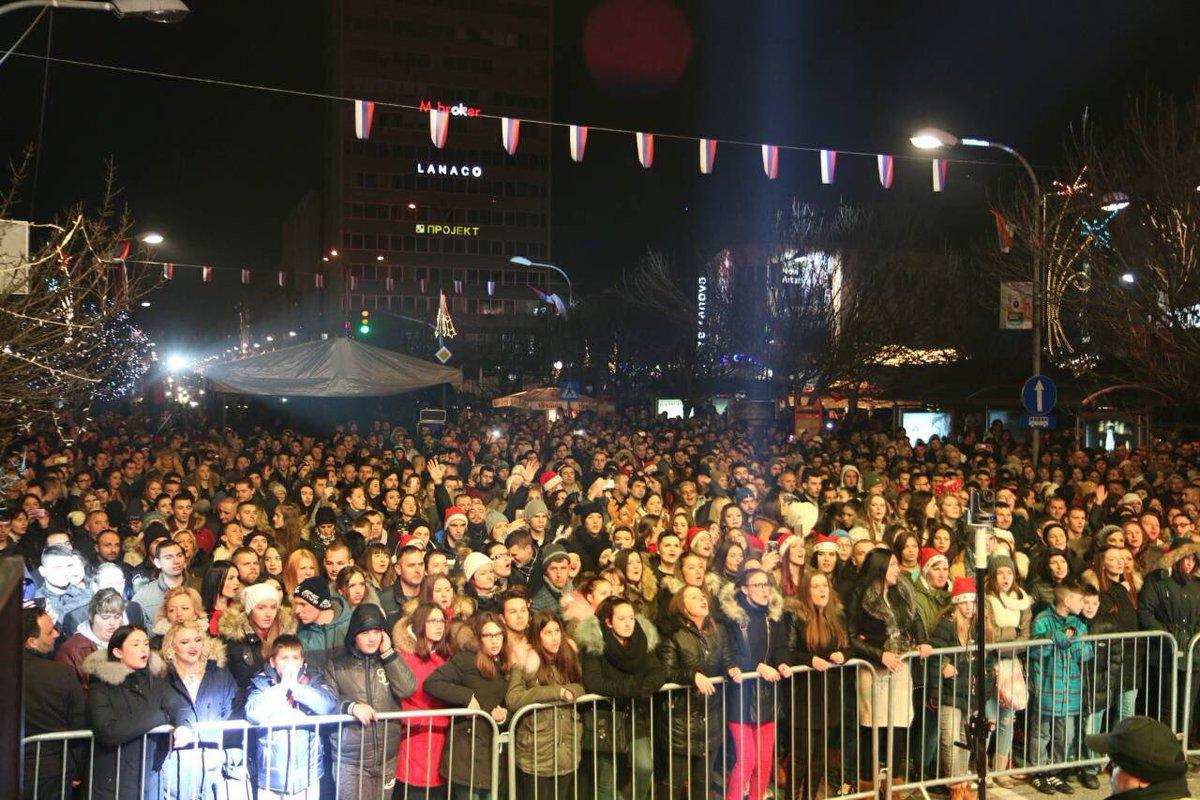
314, 0, 555, 363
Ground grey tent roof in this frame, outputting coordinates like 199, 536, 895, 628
203, 337, 461, 397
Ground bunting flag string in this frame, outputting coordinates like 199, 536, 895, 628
699, 139, 717, 174
453, 278, 463, 294
353, 99, 374, 140
877, 154, 894, 189
385, 275, 395, 292
162, 263, 174, 280
486, 280, 495, 296
314, 273, 325, 290
500, 117, 520, 156
568, 125, 588, 162
635, 132, 654, 168
202, 266, 213, 283
240, 269, 251, 285
429, 108, 449, 148
819, 149, 837, 185
761, 145, 779, 180
277, 271, 287, 287
932, 158, 948, 192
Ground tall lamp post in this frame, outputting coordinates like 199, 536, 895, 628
509, 256, 573, 309
911, 127, 1044, 464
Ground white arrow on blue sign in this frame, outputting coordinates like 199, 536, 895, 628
1021, 375, 1057, 415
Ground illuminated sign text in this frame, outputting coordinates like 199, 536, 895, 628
417, 163, 483, 178
415, 224, 481, 237
697, 276, 708, 344
419, 100, 482, 117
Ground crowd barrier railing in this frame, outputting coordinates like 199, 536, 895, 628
889, 630, 1178, 798
20, 632, 1183, 800
1183, 632, 1200, 758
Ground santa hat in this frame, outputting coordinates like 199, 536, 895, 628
776, 531, 800, 560
686, 526, 709, 551
812, 534, 839, 554
444, 506, 468, 527
951, 576, 977, 604
919, 547, 948, 574
539, 470, 563, 494
397, 534, 427, 550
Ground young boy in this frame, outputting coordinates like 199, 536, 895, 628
245, 634, 338, 800
1029, 581, 1094, 795
1076, 583, 1111, 790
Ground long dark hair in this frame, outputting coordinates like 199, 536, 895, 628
794, 571, 848, 652
860, 548, 896, 590
529, 611, 581, 684
408, 602, 455, 661
200, 560, 236, 613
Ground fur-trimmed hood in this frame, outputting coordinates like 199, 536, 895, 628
83, 649, 166, 686
659, 571, 723, 598
216, 601, 296, 642
573, 612, 660, 656
513, 640, 578, 678
398, 593, 476, 626
717, 580, 784, 625
1081, 568, 1144, 593
1159, 542, 1200, 573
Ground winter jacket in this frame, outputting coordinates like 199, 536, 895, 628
22, 649, 87, 800
391, 622, 450, 787
243, 663, 338, 795
656, 615, 729, 752
848, 579, 929, 666
931, 616, 994, 714
424, 649, 508, 789
910, 576, 951, 636
1138, 543, 1200, 671
984, 591, 1034, 645
716, 582, 790, 725
55, 628, 103, 691
217, 600, 297, 691
159, 644, 243, 800
576, 612, 666, 748
322, 626, 417, 770
1029, 607, 1093, 717
296, 596, 353, 670
787, 609, 849, 730
506, 647, 586, 776
83, 651, 170, 800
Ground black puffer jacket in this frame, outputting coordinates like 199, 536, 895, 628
424, 648, 508, 789
577, 612, 666, 747
657, 615, 729, 753
84, 651, 170, 800
322, 604, 418, 768
1138, 543, 1200, 671
717, 583, 790, 726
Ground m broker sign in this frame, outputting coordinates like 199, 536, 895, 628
419, 100, 482, 118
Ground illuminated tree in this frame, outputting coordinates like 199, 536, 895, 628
0, 153, 156, 449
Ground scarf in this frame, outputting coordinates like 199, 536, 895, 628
601, 620, 650, 674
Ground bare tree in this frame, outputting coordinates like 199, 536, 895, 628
989, 89, 1200, 395
0, 153, 156, 449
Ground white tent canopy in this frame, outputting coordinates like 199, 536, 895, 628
202, 337, 461, 397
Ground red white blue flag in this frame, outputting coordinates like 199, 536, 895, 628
699, 139, 717, 174
385, 275, 395, 292
429, 108, 449, 148
501, 117, 520, 155
278, 271, 287, 287
991, 210, 1013, 253
353, 100, 375, 140
762, 145, 779, 180
819, 149, 837, 184
162, 263, 173, 280
487, 280, 495, 296
241, 269, 251, 285
202, 266, 213, 283
314, 272, 325, 289
453, 279, 463, 294
635, 132, 654, 168
568, 125, 588, 162
932, 158, 948, 192
877, 154, 894, 189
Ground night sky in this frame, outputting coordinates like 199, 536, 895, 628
0, 1, 1194, 350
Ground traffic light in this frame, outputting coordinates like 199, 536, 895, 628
358, 307, 371, 335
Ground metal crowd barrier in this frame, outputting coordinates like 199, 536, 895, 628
889, 630, 1178, 798
1183, 632, 1200, 758
20, 632, 1184, 799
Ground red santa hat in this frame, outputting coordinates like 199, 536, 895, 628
444, 506, 468, 527
812, 534, 839, 554
686, 526, 709, 551
951, 576, 978, 603
539, 469, 563, 493
919, 547, 949, 574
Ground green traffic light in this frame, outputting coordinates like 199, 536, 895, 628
359, 324, 370, 334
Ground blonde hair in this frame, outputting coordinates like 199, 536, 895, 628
161, 619, 216, 665
155, 586, 204, 624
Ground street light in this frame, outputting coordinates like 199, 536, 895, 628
911, 124, 1044, 458
0, 0, 188, 20
140, 231, 164, 245
1120, 273, 1135, 284
1100, 192, 1131, 212
510, 256, 574, 308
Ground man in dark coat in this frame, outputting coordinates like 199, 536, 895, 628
22, 607, 87, 800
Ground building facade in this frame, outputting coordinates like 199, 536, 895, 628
315, 0, 555, 363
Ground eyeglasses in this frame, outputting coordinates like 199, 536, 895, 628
480, 631, 504, 640
491, 554, 511, 561
747, 581, 771, 589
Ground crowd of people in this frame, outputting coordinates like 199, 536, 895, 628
8, 406, 1200, 800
